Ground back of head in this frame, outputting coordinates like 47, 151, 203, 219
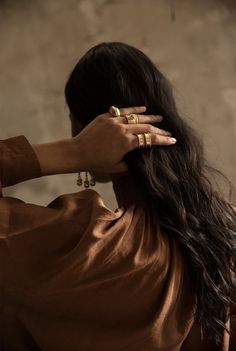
65, 42, 236, 345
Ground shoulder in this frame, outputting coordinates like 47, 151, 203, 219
49, 189, 125, 221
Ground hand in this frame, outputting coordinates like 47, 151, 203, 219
73, 106, 176, 174
33, 106, 176, 176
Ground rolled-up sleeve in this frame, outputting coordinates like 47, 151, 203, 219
0, 135, 42, 190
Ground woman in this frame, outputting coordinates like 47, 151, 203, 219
0, 42, 235, 351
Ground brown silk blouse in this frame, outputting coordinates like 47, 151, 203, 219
0, 136, 234, 351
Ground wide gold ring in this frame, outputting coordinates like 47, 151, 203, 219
144, 133, 152, 148
136, 134, 145, 149
125, 114, 139, 124
109, 105, 120, 117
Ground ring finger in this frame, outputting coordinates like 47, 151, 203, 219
130, 133, 177, 149
125, 123, 172, 136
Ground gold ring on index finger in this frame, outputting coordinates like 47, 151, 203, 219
125, 113, 139, 124
109, 106, 120, 117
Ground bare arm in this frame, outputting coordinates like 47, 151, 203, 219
32, 106, 176, 178
1, 106, 176, 187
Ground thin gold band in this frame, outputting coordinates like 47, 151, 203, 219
136, 134, 145, 148
144, 133, 152, 147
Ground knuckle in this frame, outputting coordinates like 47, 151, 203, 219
96, 114, 105, 122
155, 135, 162, 144
115, 122, 125, 134
112, 117, 119, 124
157, 128, 166, 135
164, 135, 170, 143
109, 116, 118, 125
121, 108, 129, 116
120, 124, 127, 133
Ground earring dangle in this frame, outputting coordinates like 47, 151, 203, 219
77, 172, 83, 186
76, 172, 96, 188
84, 171, 90, 188
90, 174, 96, 186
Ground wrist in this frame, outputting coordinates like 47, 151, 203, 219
33, 137, 86, 176
69, 136, 87, 173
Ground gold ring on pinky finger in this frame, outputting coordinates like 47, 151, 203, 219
136, 134, 145, 149
125, 114, 139, 124
144, 133, 152, 148
109, 105, 120, 117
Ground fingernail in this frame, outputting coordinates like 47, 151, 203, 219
170, 137, 177, 143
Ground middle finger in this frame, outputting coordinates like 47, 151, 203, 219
124, 123, 172, 136
116, 114, 163, 124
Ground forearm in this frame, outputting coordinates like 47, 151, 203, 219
0, 136, 85, 190
32, 137, 85, 176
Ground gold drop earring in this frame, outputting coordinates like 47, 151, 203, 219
77, 172, 96, 188
76, 172, 83, 186
90, 174, 96, 186
84, 171, 90, 188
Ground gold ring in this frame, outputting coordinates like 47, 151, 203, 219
125, 114, 139, 124
136, 134, 145, 149
144, 133, 152, 148
109, 105, 120, 117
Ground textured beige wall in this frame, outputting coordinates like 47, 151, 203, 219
1, 0, 235, 209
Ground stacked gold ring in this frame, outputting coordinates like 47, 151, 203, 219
137, 134, 145, 148
125, 113, 139, 124
144, 133, 152, 148
109, 105, 120, 117
108, 106, 152, 149
136, 133, 152, 149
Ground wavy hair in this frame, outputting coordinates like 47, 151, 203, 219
65, 42, 236, 344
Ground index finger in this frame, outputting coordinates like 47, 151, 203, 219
119, 106, 146, 115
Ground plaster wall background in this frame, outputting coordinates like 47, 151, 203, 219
0, 0, 235, 209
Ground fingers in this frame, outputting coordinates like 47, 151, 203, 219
105, 106, 163, 124
124, 123, 172, 136
117, 114, 163, 124
128, 133, 177, 150
151, 134, 177, 146
102, 105, 177, 150
119, 106, 146, 115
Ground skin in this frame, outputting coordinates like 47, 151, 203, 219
33, 106, 177, 179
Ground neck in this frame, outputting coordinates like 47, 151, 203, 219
111, 172, 148, 208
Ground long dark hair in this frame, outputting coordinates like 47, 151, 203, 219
65, 42, 236, 344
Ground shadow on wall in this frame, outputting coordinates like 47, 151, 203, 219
220, 0, 236, 9
0, 0, 32, 8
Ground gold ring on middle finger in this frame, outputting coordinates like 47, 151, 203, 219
125, 113, 139, 124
